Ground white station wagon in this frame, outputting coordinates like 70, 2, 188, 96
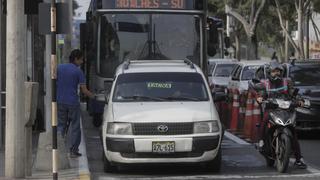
101, 60, 223, 172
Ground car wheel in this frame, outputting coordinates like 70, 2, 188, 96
102, 151, 117, 173
205, 147, 222, 173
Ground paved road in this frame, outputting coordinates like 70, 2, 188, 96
81, 107, 320, 180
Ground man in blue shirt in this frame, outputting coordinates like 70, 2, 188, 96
57, 49, 94, 158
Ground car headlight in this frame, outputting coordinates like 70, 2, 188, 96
193, 121, 219, 134
107, 122, 133, 135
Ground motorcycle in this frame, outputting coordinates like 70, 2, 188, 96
256, 92, 310, 173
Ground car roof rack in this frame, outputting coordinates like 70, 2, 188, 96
122, 59, 131, 73
122, 59, 196, 71
183, 59, 195, 69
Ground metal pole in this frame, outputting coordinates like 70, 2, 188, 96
51, 0, 58, 179
0, 0, 3, 150
285, 20, 289, 62
306, 8, 310, 59
225, 4, 230, 37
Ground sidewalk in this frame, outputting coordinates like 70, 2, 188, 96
0, 117, 91, 180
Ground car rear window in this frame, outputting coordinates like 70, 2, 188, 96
241, 65, 260, 81
214, 64, 237, 77
290, 64, 320, 86
113, 72, 209, 102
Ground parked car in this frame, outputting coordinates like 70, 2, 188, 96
207, 58, 237, 85
286, 60, 320, 131
209, 60, 237, 96
101, 60, 223, 172
228, 60, 270, 93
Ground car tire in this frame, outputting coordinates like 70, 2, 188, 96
102, 151, 117, 173
205, 147, 222, 173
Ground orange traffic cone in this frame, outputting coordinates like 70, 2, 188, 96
251, 98, 261, 142
226, 88, 233, 129
230, 89, 240, 132
243, 91, 253, 140
237, 91, 247, 134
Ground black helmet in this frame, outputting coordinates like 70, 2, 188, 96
267, 61, 283, 83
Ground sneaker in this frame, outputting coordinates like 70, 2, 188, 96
294, 159, 307, 169
70, 151, 82, 158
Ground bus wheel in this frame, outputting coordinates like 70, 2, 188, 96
93, 113, 102, 127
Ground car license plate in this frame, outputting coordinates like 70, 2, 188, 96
152, 141, 175, 153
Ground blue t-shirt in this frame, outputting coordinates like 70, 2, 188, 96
57, 63, 85, 105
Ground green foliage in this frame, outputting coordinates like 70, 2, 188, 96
207, 0, 226, 18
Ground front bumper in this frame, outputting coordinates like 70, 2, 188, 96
105, 135, 220, 163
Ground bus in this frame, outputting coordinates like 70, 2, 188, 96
80, 0, 223, 126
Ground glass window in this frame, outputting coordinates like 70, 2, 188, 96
290, 64, 320, 86
213, 64, 237, 77
207, 62, 216, 76
254, 66, 265, 80
232, 65, 242, 81
99, 14, 201, 78
113, 73, 209, 102
241, 65, 259, 81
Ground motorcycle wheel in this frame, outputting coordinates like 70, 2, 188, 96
276, 134, 291, 173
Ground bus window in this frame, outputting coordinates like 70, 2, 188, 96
98, 14, 201, 78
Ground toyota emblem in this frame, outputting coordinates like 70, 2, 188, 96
157, 125, 169, 133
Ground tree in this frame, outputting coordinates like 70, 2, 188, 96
274, 0, 313, 60
225, 0, 267, 60
314, 0, 320, 12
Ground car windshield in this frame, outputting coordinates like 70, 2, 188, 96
241, 65, 260, 81
290, 64, 320, 86
214, 64, 236, 77
113, 73, 209, 102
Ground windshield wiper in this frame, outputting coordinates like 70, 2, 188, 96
164, 96, 202, 101
121, 95, 165, 101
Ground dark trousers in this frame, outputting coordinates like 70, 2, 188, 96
57, 103, 81, 152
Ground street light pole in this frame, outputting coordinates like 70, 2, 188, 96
50, 0, 58, 179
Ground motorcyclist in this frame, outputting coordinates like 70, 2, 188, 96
255, 60, 307, 169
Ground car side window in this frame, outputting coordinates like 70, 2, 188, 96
255, 66, 265, 80
232, 65, 242, 81
208, 63, 216, 76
